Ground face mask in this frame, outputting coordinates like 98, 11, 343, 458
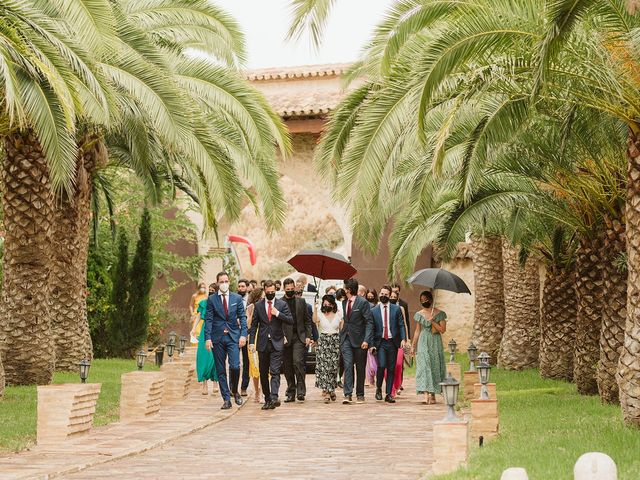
218, 282, 229, 293
295, 291, 303, 296
285, 290, 295, 298
265, 292, 276, 301
238, 291, 246, 297
389, 298, 398, 304
321, 305, 332, 313
367, 298, 374, 303
199, 287, 206, 293
209, 290, 216, 296
421, 301, 432, 308
379, 295, 389, 304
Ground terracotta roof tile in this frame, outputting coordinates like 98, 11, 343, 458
244, 62, 352, 81
263, 90, 344, 117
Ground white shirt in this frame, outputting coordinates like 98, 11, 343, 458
317, 307, 342, 334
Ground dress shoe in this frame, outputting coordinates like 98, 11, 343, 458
356, 396, 365, 404
284, 396, 296, 403
272, 399, 281, 408
297, 395, 305, 402
221, 400, 232, 410
342, 396, 352, 405
261, 401, 272, 410
240, 389, 248, 397
234, 393, 243, 406
385, 395, 396, 404
375, 389, 383, 401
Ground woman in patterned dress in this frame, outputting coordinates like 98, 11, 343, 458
411, 291, 447, 405
315, 294, 343, 403
245, 287, 263, 402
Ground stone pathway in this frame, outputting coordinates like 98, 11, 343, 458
66, 376, 444, 480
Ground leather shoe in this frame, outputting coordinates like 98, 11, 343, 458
284, 396, 296, 403
385, 395, 396, 404
297, 395, 305, 402
272, 399, 281, 408
356, 396, 365, 404
240, 389, 248, 397
221, 400, 232, 410
342, 396, 352, 405
375, 389, 383, 401
261, 401, 272, 410
234, 393, 243, 406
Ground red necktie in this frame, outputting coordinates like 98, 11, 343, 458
346, 298, 353, 319
222, 294, 228, 317
267, 301, 272, 322
384, 305, 389, 340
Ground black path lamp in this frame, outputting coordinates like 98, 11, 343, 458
79, 359, 91, 383
440, 373, 461, 422
155, 345, 165, 367
168, 331, 177, 346
179, 336, 187, 356
448, 339, 457, 363
166, 341, 175, 363
477, 352, 491, 399
467, 342, 478, 372
136, 350, 147, 371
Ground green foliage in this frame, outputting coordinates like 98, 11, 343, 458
87, 248, 113, 358
107, 230, 130, 356
0, 359, 158, 453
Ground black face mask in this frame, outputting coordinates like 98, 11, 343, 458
379, 295, 389, 304
389, 298, 398, 304
238, 291, 246, 297
421, 301, 432, 308
367, 298, 374, 303
321, 305, 332, 313
265, 292, 276, 301
209, 291, 216, 296
285, 290, 295, 298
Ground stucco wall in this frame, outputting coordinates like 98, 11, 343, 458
436, 257, 475, 351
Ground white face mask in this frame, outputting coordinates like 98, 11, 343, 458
199, 287, 206, 293
218, 282, 229, 293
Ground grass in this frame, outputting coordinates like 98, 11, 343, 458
0, 358, 158, 453
430, 354, 640, 480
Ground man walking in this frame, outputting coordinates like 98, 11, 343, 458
249, 280, 293, 409
205, 272, 247, 410
237, 279, 251, 397
282, 278, 313, 402
371, 285, 406, 403
341, 278, 374, 404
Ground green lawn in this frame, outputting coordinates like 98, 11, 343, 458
0, 358, 158, 453
432, 355, 640, 480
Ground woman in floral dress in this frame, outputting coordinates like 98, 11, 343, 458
315, 294, 342, 403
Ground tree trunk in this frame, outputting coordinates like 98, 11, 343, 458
0, 355, 4, 397
597, 214, 627, 404
618, 131, 640, 426
471, 235, 505, 364
50, 136, 106, 370
539, 264, 577, 381
0, 131, 54, 385
499, 241, 540, 370
574, 233, 604, 395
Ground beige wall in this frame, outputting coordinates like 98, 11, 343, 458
437, 257, 475, 351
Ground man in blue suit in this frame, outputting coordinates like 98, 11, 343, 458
371, 285, 407, 403
205, 271, 247, 410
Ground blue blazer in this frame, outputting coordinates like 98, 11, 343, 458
204, 292, 247, 343
371, 303, 406, 349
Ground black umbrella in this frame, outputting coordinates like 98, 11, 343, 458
406, 268, 471, 294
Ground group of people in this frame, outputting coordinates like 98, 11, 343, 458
187, 271, 448, 410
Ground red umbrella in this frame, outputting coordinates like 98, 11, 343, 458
287, 249, 357, 280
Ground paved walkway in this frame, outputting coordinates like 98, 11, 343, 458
66, 376, 444, 480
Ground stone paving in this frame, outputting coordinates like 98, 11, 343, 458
66, 376, 444, 480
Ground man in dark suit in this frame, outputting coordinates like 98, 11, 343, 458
341, 277, 374, 404
391, 283, 411, 340
248, 280, 293, 410
372, 285, 407, 403
205, 272, 247, 410
282, 278, 313, 402
298, 274, 317, 293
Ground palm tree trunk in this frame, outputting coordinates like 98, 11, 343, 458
499, 241, 540, 370
50, 136, 106, 370
574, 233, 605, 395
618, 131, 640, 426
597, 214, 627, 404
471, 235, 505, 364
0, 131, 55, 385
540, 264, 577, 381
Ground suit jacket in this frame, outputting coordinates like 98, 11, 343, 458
398, 298, 411, 340
372, 303, 406, 349
305, 284, 318, 293
282, 297, 313, 344
204, 292, 247, 343
248, 298, 293, 352
341, 295, 374, 348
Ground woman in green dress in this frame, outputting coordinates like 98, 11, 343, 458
411, 291, 447, 405
196, 283, 218, 394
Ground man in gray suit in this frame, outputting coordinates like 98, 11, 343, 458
341, 277, 374, 404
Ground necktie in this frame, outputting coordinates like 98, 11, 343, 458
267, 300, 272, 322
384, 305, 389, 340
222, 294, 228, 317
346, 298, 353, 319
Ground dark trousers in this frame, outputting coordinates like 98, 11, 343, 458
212, 335, 240, 401
283, 338, 307, 397
241, 344, 250, 390
376, 339, 398, 396
341, 341, 367, 398
258, 342, 283, 401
